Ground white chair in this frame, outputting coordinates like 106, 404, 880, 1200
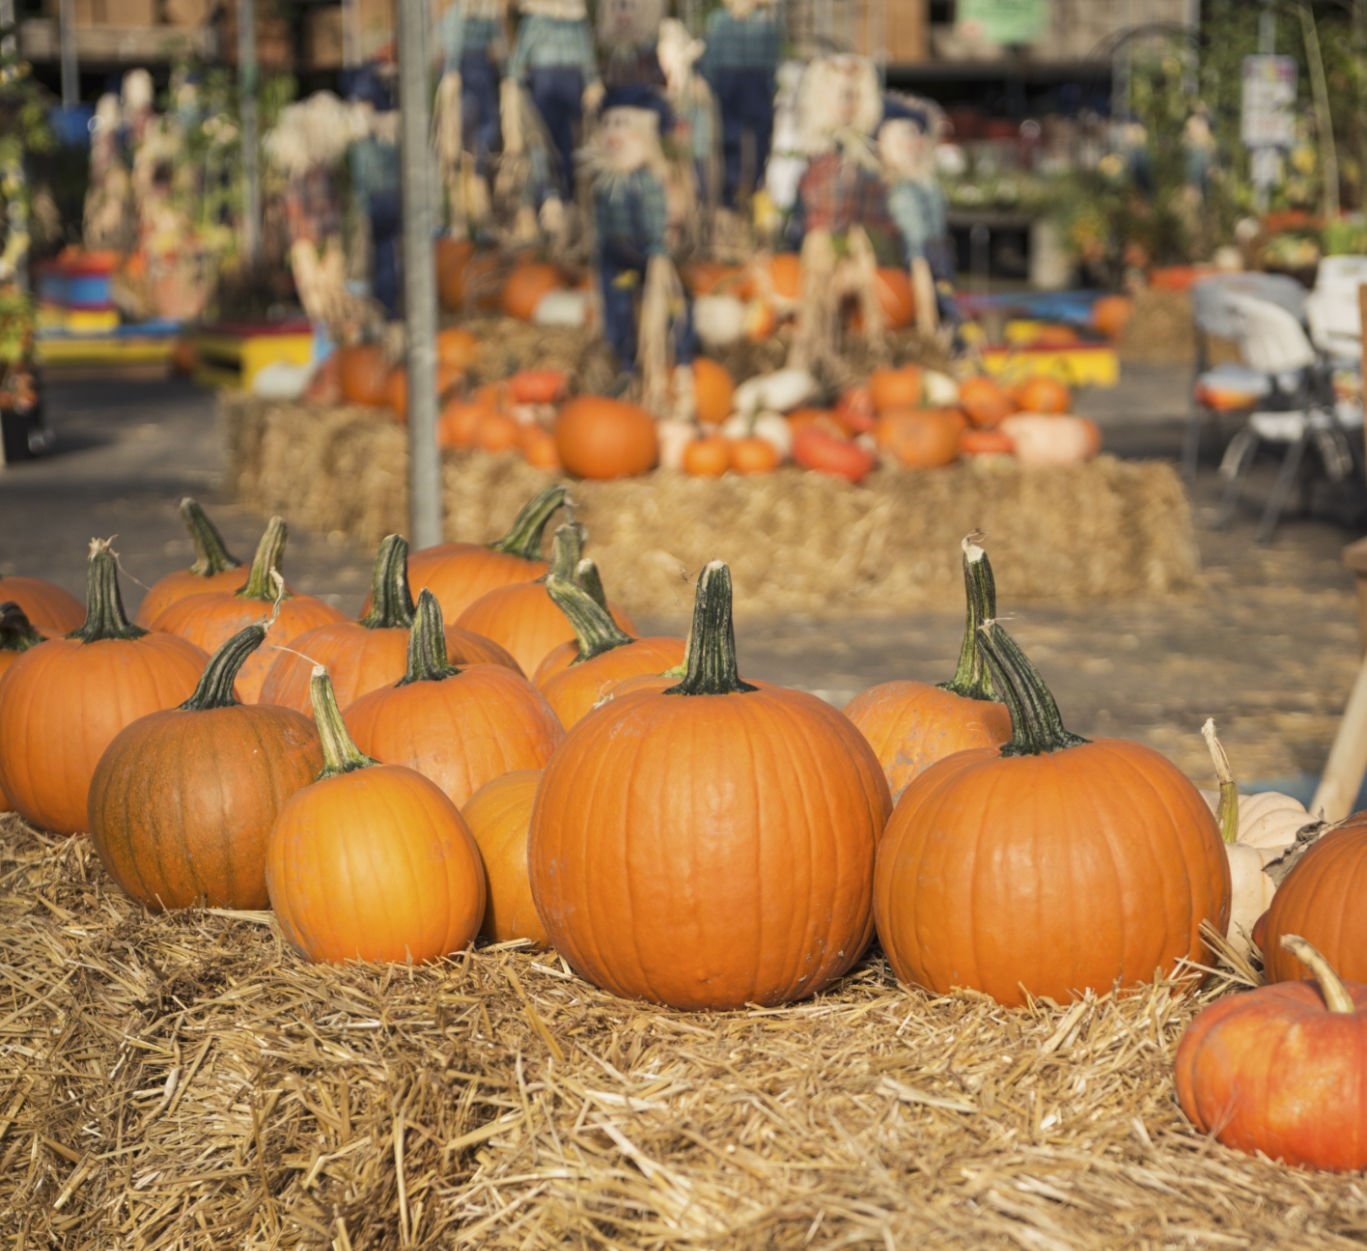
1181, 271, 1308, 481
1305, 254, 1367, 365
1214, 292, 1363, 543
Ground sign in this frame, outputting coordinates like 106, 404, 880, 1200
956, 0, 1049, 46
1241, 55, 1298, 149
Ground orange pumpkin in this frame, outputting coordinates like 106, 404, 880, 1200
682, 433, 731, 477
0, 603, 44, 813
336, 342, 392, 408
0, 573, 82, 635
957, 375, 1015, 428
848, 268, 917, 331
1091, 294, 1134, 340
436, 325, 480, 370
500, 260, 566, 321
475, 408, 522, 453
790, 424, 878, 484
438, 397, 490, 449
874, 407, 964, 469
834, 384, 876, 435
435, 237, 476, 311
682, 260, 753, 299
518, 423, 562, 471
692, 357, 735, 426
461, 768, 549, 947
509, 368, 569, 405
553, 395, 658, 480
134, 498, 246, 628
728, 434, 782, 474
869, 364, 925, 414
1011, 374, 1071, 414
958, 426, 1016, 456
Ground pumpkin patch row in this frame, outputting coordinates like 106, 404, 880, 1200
0, 491, 1362, 1175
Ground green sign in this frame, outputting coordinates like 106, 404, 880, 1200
957, 0, 1050, 46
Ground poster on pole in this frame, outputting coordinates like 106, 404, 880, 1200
1241, 55, 1297, 149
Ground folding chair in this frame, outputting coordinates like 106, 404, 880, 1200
1214, 292, 1363, 543
1305, 254, 1367, 365
1181, 271, 1308, 482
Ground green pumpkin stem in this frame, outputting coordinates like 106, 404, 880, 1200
179, 497, 244, 578
70, 538, 147, 642
487, 483, 570, 560
179, 623, 267, 711
546, 573, 634, 665
544, 522, 587, 583
309, 664, 378, 777
574, 557, 610, 612
665, 561, 757, 697
400, 589, 460, 685
975, 619, 1088, 756
940, 534, 997, 702
358, 534, 416, 630
1201, 718, 1241, 845
0, 601, 43, 653
235, 516, 290, 603
1280, 934, 1356, 1013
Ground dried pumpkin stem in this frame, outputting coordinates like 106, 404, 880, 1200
400, 589, 460, 685
178, 497, 243, 578
70, 538, 147, 643
179, 623, 267, 711
574, 557, 610, 612
665, 561, 757, 697
309, 664, 378, 777
0, 601, 43, 653
487, 483, 569, 560
1280, 934, 1356, 1014
546, 573, 633, 665
1201, 717, 1241, 845
975, 619, 1088, 756
359, 534, 416, 630
940, 533, 997, 702
235, 516, 289, 603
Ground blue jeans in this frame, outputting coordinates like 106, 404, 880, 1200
460, 52, 501, 176
528, 66, 584, 202
710, 68, 774, 207
368, 189, 402, 317
598, 251, 696, 373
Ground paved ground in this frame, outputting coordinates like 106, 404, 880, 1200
4, 363, 1367, 794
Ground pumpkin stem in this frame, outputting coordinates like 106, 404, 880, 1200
665, 561, 757, 697
178, 497, 244, 578
309, 664, 378, 777
234, 516, 290, 603
179, 623, 267, 711
358, 534, 416, 630
975, 619, 1088, 756
543, 521, 587, 584
1201, 718, 1241, 845
574, 557, 610, 612
69, 538, 147, 642
399, 589, 460, 685
0, 601, 43, 653
1280, 934, 1356, 1014
546, 573, 634, 665
939, 533, 998, 702
487, 483, 570, 561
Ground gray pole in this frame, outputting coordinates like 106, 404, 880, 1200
57, 0, 78, 109
398, 0, 443, 548
238, 0, 261, 266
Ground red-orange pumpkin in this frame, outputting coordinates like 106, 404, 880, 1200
135, 498, 247, 627
554, 395, 658, 480
527, 562, 890, 1010
874, 619, 1231, 1007
790, 424, 878, 484
461, 768, 550, 947
508, 368, 569, 405
0, 540, 208, 834
336, 342, 392, 407
88, 623, 323, 910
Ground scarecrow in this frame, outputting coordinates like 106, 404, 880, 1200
345, 63, 403, 318
434, 0, 507, 239
83, 93, 134, 254
786, 54, 897, 375
698, 0, 780, 212
596, 0, 666, 91
587, 84, 694, 416
657, 16, 719, 238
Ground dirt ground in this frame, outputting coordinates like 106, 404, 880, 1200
3, 364, 1365, 794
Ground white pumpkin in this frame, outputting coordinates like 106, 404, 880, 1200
922, 369, 960, 408
732, 368, 818, 416
999, 413, 1101, 466
692, 294, 748, 348
720, 409, 791, 458
533, 289, 591, 328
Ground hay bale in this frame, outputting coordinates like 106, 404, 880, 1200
3, 818, 1363, 1250
222, 396, 1201, 620
1116, 287, 1196, 366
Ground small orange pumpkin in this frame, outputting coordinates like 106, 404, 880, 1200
874, 407, 965, 469
500, 260, 566, 321
957, 376, 1015, 429
436, 325, 480, 370
869, 365, 925, 414
554, 395, 658, 480
728, 434, 782, 475
790, 424, 878, 484
134, 497, 247, 627
692, 357, 735, 427
682, 433, 731, 477
336, 342, 392, 408
508, 368, 569, 405
1011, 374, 1071, 414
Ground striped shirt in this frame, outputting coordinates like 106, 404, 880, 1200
507, 16, 600, 81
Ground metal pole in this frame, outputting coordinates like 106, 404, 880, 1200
398, 0, 442, 548
238, 0, 261, 267
57, 0, 78, 109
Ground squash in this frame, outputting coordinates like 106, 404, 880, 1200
553, 395, 658, 480
88, 623, 323, 910
527, 561, 890, 1010
874, 618, 1231, 1007
1174, 935, 1367, 1171
999, 413, 1102, 465
265, 665, 487, 964
461, 769, 550, 947
135, 498, 247, 627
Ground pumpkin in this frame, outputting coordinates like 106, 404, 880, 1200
553, 395, 658, 480
1011, 374, 1071, 415
527, 561, 890, 1010
474, 408, 522, 453
385, 361, 466, 422
692, 357, 735, 427
720, 410, 792, 459
150, 516, 348, 703
88, 623, 323, 910
756, 251, 802, 310
728, 433, 783, 474
0, 602, 44, 812
436, 326, 481, 371
456, 523, 635, 677
403, 483, 567, 622
535, 575, 686, 728
845, 537, 1012, 802
1174, 935, 1367, 1171
873, 618, 1230, 1007
682, 432, 732, 477
1000, 413, 1102, 465
438, 397, 492, 449
462, 769, 550, 947
958, 426, 1015, 456
335, 342, 392, 407
259, 534, 520, 714
1200, 719, 1320, 961
508, 367, 568, 405
869, 267, 917, 330
790, 424, 878, 484
342, 590, 563, 809
0, 571, 84, 635
265, 665, 487, 964
834, 385, 876, 436
500, 260, 566, 321
1258, 815, 1367, 985
518, 423, 561, 471
869, 364, 925, 414
874, 407, 964, 469
135, 498, 247, 626
1090, 294, 1134, 340
0, 540, 208, 835
682, 260, 753, 298
435, 237, 476, 310
957, 375, 1015, 428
